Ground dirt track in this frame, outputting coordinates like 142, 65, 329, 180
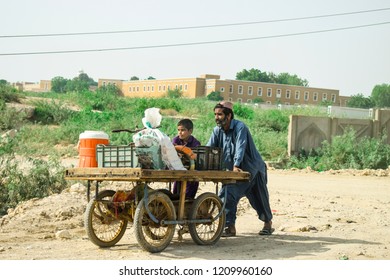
0, 168, 389, 260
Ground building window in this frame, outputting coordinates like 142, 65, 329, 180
331, 94, 336, 103
158, 85, 161, 92
168, 85, 171, 90
295, 90, 300, 100
228, 97, 233, 101
286, 90, 291, 99
257, 87, 263, 96
143, 86, 146, 91
276, 89, 281, 98
229, 85, 233, 94
313, 92, 318, 101
266, 101, 271, 105
322, 93, 328, 101
267, 88, 272, 97
180, 84, 183, 90
103, 82, 106, 86
151, 86, 154, 92
163, 85, 166, 91
220, 87, 225, 92
184, 84, 188, 91
175, 84, 178, 90
247, 99, 252, 103
304, 91, 309, 101
238, 85, 243, 94
285, 102, 290, 105
248, 86, 253, 95
129, 86, 132, 92
237, 98, 242, 103
147, 86, 150, 91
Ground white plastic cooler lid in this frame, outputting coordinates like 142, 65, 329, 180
79, 130, 109, 140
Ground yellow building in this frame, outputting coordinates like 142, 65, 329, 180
99, 74, 344, 106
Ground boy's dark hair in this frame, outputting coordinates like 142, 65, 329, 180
177, 118, 193, 131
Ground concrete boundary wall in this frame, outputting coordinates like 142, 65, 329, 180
288, 109, 390, 156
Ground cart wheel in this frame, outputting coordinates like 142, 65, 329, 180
85, 190, 128, 247
134, 191, 176, 253
188, 192, 225, 245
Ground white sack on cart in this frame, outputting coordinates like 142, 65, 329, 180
134, 107, 185, 170
153, 129, 186, 170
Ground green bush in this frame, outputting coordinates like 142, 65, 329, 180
0, 84, 20, 103
233, 103, 254, 120
207, 91, 223, 101
31, 100, 76, 125
166, 89, 183, 99
255, 109, 290, 132
0, 155, 68, 215
288, 128, 390, 171
0, 104, 27, 132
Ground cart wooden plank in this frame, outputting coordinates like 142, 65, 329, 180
65, 167, 250, 183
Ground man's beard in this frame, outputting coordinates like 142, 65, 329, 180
216, 116, 227, 128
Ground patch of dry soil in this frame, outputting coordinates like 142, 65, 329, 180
0, 168, 389, 260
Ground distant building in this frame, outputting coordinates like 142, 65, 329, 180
99, 74, 348, 106
12, 80, 51, 92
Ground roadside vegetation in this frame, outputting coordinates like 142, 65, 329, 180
1, 74, 390, 215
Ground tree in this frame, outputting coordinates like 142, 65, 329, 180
96, 84, 121, 96
236, 68, 271, 82
207, 91, 223, 101
69, 72, 96, 92
347, 93, 374, 109
146, 76, 156, 80
0, 79, 8, 86
275, 72, 308, 87
78, 72, 97, 86
236, 68, 308, 86
51, 76, 69, 93
130, 76, 139, 81
371, 84, 390, 108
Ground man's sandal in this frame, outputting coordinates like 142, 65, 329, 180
259, 227, 275, 235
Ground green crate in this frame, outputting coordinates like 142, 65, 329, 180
192, 146, 224, 170
96, 144, 138, 167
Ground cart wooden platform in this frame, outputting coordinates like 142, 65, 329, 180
65, 167, 250, 253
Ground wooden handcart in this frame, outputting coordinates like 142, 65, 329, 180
65, 167, 249, 253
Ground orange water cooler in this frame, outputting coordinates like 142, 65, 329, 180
78, 130, 109, 167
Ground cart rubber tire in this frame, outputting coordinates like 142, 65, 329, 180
134, 191, 176, 253
85, 190, 128, 247
188, 192, 225, 245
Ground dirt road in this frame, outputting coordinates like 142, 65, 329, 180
0, 168, 389, 260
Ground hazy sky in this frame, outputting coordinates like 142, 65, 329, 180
1, 0, 389, 96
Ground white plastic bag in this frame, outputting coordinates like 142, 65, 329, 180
153, 129, 186, 170
142, 107, 162, 129
132, 128, 160, 147
134, 107, 185, 170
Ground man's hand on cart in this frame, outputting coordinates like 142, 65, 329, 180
233, 166, 243, 172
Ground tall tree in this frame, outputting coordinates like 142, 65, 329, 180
51, 76, 69, 93
236, 68, 308, 86
347, 93, 374, 109
371, 84, 390, 108
236, 68, 271, 82
130, 76, 139, 80
276, 72, 308, 86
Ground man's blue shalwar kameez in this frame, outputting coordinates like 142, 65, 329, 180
206, 119, 273, 226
